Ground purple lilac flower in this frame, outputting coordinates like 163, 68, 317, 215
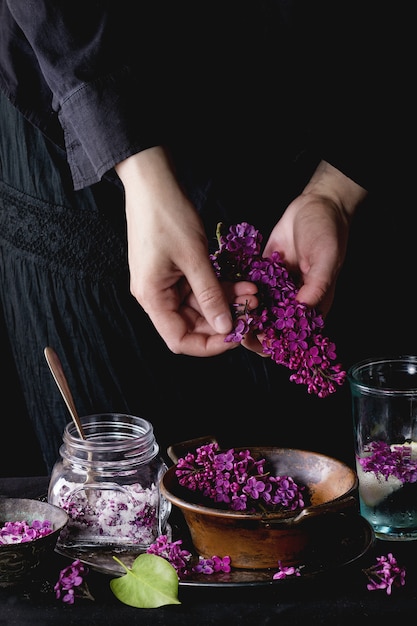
146, 535, 231, 579
54, 559, 94, 604
358, 441, 417, 483
363, 553, 406, 595
192, 555, 231, 574
0, 519, 53, 544
176, 442, 305, 513
147, 534, 193, 578
210, 222, 346, 398
273, 561, 302, 580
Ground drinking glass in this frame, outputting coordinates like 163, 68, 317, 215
348, 356, 417, 540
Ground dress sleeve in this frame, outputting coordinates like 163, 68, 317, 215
5, 1, 167, 190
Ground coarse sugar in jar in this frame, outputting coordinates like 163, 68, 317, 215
48, 414, 171, 551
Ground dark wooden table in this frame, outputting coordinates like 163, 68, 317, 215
1, 475, 417, 625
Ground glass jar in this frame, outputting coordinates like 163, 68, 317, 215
48, 414, 171, 551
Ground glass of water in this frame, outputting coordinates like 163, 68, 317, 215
348, 356, 417, 540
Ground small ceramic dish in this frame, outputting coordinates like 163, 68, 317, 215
0, 497, 68, 586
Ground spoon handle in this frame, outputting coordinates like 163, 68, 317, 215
44, 346, 86, 439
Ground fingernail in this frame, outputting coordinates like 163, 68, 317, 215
214, 313, 232, 334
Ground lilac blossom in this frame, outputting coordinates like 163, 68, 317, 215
54, 559, 94, 604
358, 441, 417, 483
273, 561, 302, 580
363, 553, 406, 595
0, 519, 53, 544
176, 442, 305, 513
146, 534, 231, 578
147, 535, 193, 578
210, 222, 346, 398
192, 555, 231, 574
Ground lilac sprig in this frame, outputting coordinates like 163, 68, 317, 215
146, 534, 231, 579
146, 535, 193, 578
358, 441, 417, 484
363, 553, 406, 595
54, 559, 94, 604
210, 222, 346, 398
192, 554, 231, 575
175, 442, 305, 513
0, 519, 53, 544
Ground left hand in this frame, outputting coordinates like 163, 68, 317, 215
242, 160, 368, 356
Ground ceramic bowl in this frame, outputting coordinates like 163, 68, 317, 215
161, 440, 359, 569
0, 498, 68, 586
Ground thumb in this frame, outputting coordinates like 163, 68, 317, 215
188, 264, 234, 334
296, 270, 335, 317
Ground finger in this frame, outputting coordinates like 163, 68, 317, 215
156, 308, 240, 356
186, 292, 259, 315
224, 281, 258, 298
295, 262, 336, 314
186, 280, 258, 313
185, 264, 236, 335
241, 332, 269, 356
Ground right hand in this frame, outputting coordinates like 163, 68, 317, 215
115, 147, 258, 356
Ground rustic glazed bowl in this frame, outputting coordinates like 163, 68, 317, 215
161, 440, 359, 569
0, 498, 68, 586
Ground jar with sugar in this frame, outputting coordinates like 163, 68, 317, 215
48, 413, 171, 551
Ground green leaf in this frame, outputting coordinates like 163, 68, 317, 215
110, 553, 181, 608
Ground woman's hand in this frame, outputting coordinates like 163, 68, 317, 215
241, 160, 368, 356
266, 160, 367, 315
116, 146, 257, 356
